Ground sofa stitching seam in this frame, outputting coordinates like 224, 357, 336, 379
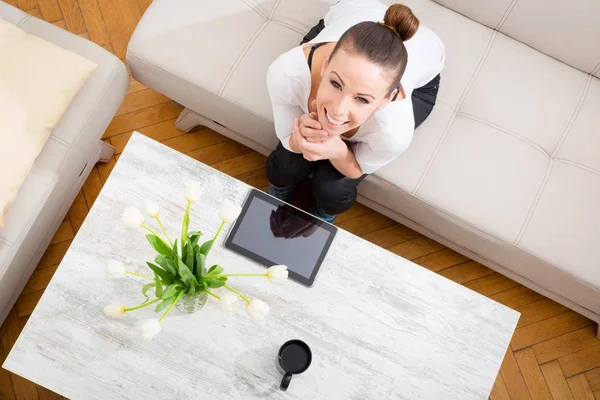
551, 75, 591, 158
128, 53, 272, 124
15, 14, 31, 28
592, 61, 600, 76
239, 0, 268, 19
554, 158, 600, 177
413, 30, 498, 194
457, 113, 550, 158
269, 20, 308, 35
495, 0, 520, 30
515, 160, 553, 244
218, 21, 269, 96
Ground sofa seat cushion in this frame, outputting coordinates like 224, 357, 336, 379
0, 18, 97, 227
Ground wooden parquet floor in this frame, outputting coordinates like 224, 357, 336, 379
1, 1, 600, 399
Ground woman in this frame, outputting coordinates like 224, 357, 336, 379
266, 0, 445, 223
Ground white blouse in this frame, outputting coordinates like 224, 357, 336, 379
266, 0, 445, 174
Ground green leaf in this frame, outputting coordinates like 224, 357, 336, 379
200, 282, 207, 291
155, 296, 176, 313
155, 255, 177, 276
154, 272, 163, 298
146, 234, 172, 257
195, 253, 206, 280
189, 231, 202, 247
205, 277, 227, 289
172, 239, 178, 258
142, 283, 155, 303
166, 259, 179, 280
162, 284, 181, 300
199, 239, 213, 255
146, 262, 174, 285
187, 284, 196, 296
207, 265, 223, 276
181, 209, 190, 248
185, 241, 195, 272
176, 256, 197, 287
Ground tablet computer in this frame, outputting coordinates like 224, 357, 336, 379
224, 189, 337, 287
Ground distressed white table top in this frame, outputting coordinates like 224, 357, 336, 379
3, 133, 519, 399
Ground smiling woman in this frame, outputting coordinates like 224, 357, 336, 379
265, 0, 445, 223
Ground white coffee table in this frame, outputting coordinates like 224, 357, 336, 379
3, 132, 519, 399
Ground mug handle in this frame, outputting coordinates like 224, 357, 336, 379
280, 372, 292, 391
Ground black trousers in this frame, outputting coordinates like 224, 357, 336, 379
266, 143, 367, 215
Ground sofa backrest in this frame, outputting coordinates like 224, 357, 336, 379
427, 0, 600, 77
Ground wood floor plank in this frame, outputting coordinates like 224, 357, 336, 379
187, 140, 253, 166
104, 101, 183, 137
491, 285, 545, 309
437, 260, 494, 284
511, 311, 594, 351
0, 309, 40, 400
235, 167, 269, 189
78, 0, 110, 45
387, 237, 445, 261
500, 348, 532, 400
594, 390, 600, 400
137, 0, 152, 13
514, 348, 552, 399
22, 265, 59, 295
97, 156, 117, 184
78, 31, 90, 40
57, 0, 86, 33
559, 345, 600, 378
464, 273, 520, 297
37, 386, 64, 400
357, 222, 420, 248
211, 152, 267, 177
4, 0, 17, 7
336, 203, 372, 224
516, 298, 569, 329
17, 0, 37, 11
16, 290, 45, 318
336, 212, 396, 237
50, 220, 74, 245
0, 338, 17, 400
160, 128, 227, 154
97, 0, 128, 57
52, 19, 67, 29
587, 367, 600, 392
411, 248, 469, 273
540, 361, 575, 400
533, 326, 600, 364
116, 89, 171, 116
38, 0, 63, 22
27, 8, 42, 18
567, 374, 596, 400
128, 76, 147, 94
82, 167, 103, 209
489, 374, 511, 400
37, 241, 71, 269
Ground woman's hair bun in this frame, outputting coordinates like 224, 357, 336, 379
384, 4, 419, 41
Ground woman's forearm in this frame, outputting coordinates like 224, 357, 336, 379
330, 141, 363, 179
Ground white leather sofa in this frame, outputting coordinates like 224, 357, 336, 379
0, 3, 129, 324
127, 0, 600, 336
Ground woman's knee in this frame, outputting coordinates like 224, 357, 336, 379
266, 143, 312, 187
312, 165, 359, 215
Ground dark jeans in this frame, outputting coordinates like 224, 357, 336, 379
266, 143, 367, 215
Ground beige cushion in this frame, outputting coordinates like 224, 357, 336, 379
0, 18, 97, 227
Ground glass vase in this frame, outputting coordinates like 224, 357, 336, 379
176, 292, 208, 314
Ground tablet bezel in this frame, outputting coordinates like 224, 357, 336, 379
224, 188, 337, 287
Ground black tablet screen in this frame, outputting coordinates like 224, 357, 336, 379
227, 191, 335, 284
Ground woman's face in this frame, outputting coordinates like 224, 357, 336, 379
315, 48, 396, 136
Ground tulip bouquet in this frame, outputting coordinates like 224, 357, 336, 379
103, 182, 288, 340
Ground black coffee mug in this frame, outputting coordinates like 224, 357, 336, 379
277, 339, 312, 391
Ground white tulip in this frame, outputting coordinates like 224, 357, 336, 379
246, 299, 269, 322
123, 207, 144, 229
105, 260, 126, 279
266, 265, 288, 284
103, 302, 125, 318
219, 292, 239, 314
143, 198, 160, 218
185, 181, 203, 203
218, 201, 242, 223
136, 319, 162, 340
